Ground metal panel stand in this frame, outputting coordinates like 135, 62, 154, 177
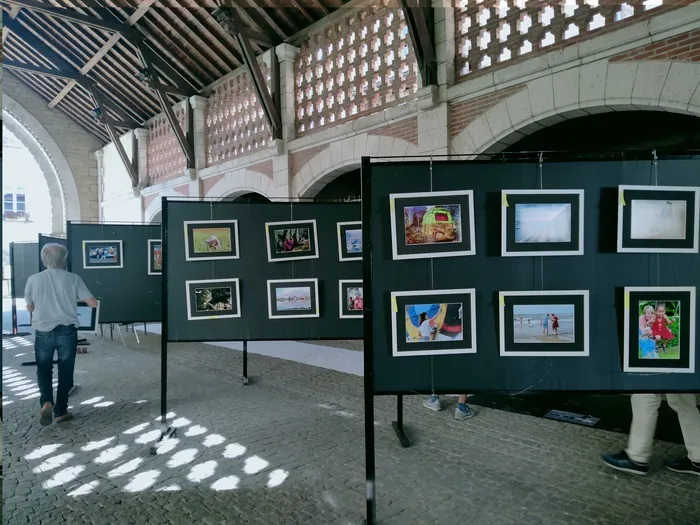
3, 299, 31, 338
392, 395, 411, 448
242, 340, 249, 385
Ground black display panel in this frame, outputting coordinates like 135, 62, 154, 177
68, 222, 162, 324
165, 201, 362, 342
364, 158, 700, 393
10, 241, 39, 299
38, 234, 67, 271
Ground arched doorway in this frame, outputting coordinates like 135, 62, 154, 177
312, 169, 361, 202
229, 191, 271, 203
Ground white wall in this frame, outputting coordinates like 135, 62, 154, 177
101, 195, 142, 223
102, 131, 135, 201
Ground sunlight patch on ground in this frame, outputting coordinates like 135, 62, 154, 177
68, 480, 100, 497
14, 353, 26, 357
81, 396, 104, 405
155, 412, 176, 420
187, 461, 217, 482
124, 470, 161, 493
94, 444, 129, 464
134, 400, 148, 404
203, 434, 226, 447
43, 465, 86, 489
223, 443, 246, 459
20, 392, 41, 400
184, 425, 207, 437
134, 429, 162, 444
243, 456, 269, 475
334, 411, 356, 418
167, 449, 199, 468
94, 401, 115, 407
211, 475, 240, 491
155, 485, 181, 492
25, 444, 62, 460
33, 452, 75, 474
171, 417, 191, 428
108, 458, 144, 478
82, 437, 116, 452
267, 469, 289, 488
123, 422, 150, 434
155, 438, 180, 455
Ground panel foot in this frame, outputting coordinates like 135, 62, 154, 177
242, 377, 249, 385
392, 421, 410, 448
149, 426, 177, 455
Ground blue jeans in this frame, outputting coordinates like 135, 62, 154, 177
34, 324, 77, 417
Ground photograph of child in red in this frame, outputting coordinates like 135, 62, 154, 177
637, 300, 681, 360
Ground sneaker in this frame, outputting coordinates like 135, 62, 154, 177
455, 405, 475, 420
39, 402, 53, 426
601, 451, 649, 476
423, 396, 442, 412
53, 412, 73, 424
664, 456, 700, 476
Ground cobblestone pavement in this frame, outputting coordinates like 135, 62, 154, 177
3, 332, 700, 525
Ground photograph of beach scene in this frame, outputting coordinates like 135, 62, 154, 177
630, 199, 687, 240
512, 304, 575, 344
276, 286, 313, 312
514, 203, 572, 244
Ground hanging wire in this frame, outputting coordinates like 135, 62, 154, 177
538, 151, 544, 290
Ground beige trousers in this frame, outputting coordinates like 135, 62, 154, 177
625, 393, 700, 464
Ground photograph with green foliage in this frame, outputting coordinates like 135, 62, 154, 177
637, 299, 681, 360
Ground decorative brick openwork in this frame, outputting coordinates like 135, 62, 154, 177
455, 0, 673, 80
205, 61, 272, 167
611, 29, 700, 62
294, 1, 419, 136
147, 108, 187, 184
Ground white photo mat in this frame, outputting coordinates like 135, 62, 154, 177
337, 221, 362, 262
389, 190, 476, 260
82, 240, 123, 269
339, 279, 363, 319
185, 278, 241, 321
267, 278, 320, 319
183, 220, 240, 261
265, 219, 320, 263
498, 290, 590, 357
391, 288, 477, 357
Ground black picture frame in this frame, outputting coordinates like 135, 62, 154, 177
337, 221, 362, 261
77, 300, 100, 333
501, 189, 584, 257
498, 290, 589, 357
185, 278, 241, 321
617, 185, 699, 253
148, 239, 162, 275
339, 279, 363, 318
265, 220, 320, 262
623, 287, 695, 374
267, 278, 319, 319
389, 190, 476, 260
184, 220, 240, 261
82, 240, 123, 269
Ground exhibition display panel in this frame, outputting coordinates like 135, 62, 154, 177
38, 234, 67, 271
5, 241, 38, 337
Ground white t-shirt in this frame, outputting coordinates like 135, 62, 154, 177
419, 320, 432, 339
24, 269, 93, 332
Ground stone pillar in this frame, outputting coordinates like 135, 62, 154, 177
133, 128, 150, 189
434, 0, 455, 90
189, 95, 209, 171
94, 149, 105, 223
275, 43, 300, 142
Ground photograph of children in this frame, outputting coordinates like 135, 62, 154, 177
266, 220, 319, 262
186, 279, 241, 320
515, 203, 572, 243
501, 190, 584, 257
82, 240, 123, 269
148, 239, 162, 275
184, 220, 239, 261
337, 221, 362, 261
499, 291, 589, 357
512, 304, 575, 344
617, 185, 699, 253
391, 289, 477, 357
339, 280, 363, 318
268, 279, 319, 319
624, 287, 695, 374
390, 191, 475, 260
637, 300, 681, 360
630, 200, 687, 240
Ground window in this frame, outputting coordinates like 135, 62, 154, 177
15, 194, 25, 213
3, 193, 13, 213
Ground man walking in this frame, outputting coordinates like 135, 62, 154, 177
24, 244, 97, 426
601, 394, 700, 476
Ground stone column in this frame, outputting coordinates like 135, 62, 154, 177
189, 95, 209, 171
94, 149, 105, 223
133, 128, 150, 189
275, 43, 300, 142
434, 0, 455, 90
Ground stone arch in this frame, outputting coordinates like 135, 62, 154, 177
205, 168, 273, 200
148, 210, 162, 224
292, 132, 420, 198
143, 188, 186, 224
2, 94, 81, 234
451, 60, 700, 156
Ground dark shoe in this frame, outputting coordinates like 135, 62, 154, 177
53, 412, 73, 424
664, 456, 700, 476
601, 451, 649, 476
39, 402, 54, 426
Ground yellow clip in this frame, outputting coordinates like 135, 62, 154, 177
392, 296, 398, 313
499, 295, 505, 307
389, 198, 395, 213
619, 189, 626, 206
624, 292, 630, 310
502, 193, 509, 207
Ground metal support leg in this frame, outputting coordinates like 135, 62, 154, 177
392, 394, 410, 447
144, 323, 148, 335
110, 324, 114, 340
242, 340, 249, 385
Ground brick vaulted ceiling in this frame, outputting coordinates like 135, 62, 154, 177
1, 0, 349, 144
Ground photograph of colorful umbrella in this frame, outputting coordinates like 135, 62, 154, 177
405, 303, 463, 343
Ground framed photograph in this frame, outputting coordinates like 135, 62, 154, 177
148, 239, 162, 275
498, 290, 589, 357
82, 240, 123, 269
184, 220, 240, 261
337, 221, 362, 261
185, 279, 241, 321
267, 278, 319, 319
339, 280, 363, 319
623, 286, 695, 374
501, 189, 584, 257
77, 300, 100, 333
390, 289, 477, 357
265, 220, 319, 263
389, 190, 476, 260
617, 185, 699, 253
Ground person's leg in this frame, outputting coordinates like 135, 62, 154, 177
455, 394, 475, 420
53, 325, 78, 421
663, 394, 700, 475
34, 330, 56, 426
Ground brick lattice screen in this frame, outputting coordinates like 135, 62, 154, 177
147, 108, 187, 184
205, 60, 272, 168
455, 0, 672, 80
294, 1, 419, 136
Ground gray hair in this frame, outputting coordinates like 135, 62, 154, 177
41, 243, 68, 269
